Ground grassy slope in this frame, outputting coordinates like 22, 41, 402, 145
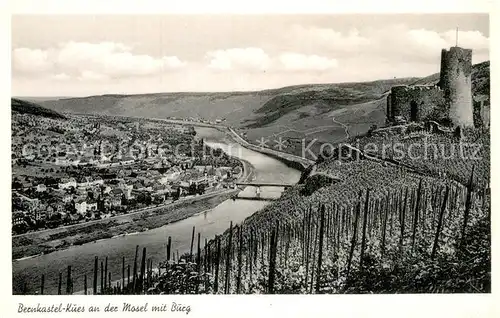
11, 98, 67, 120
37, 78, 416, 129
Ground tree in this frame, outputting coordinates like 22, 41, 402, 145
189, 183, 197, 195
121, 193, 128, 206
197, 183, 206, 195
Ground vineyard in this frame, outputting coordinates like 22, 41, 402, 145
25, 168, 489, 295
19, 126, 490, 295
348, 125, 490, 188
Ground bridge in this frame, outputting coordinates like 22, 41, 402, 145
232, 182, 294, 201
235, 182, 294, 188
231, 196, 278, 202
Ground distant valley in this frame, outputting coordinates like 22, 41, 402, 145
27, 61, 489, 152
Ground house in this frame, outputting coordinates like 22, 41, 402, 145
91, 176, 104, 186
20, 179, 33, 190
59, 178, 77, 189
75, 199, 87, 214
55, 203, 65, 214
45, 206, 55, 217
78, 157, 91, 166
110, 188, 124, 197
12, 212, 25, 226
36, 184, 47, 192
68, 154, 81, 166
193, 165, 212, 173
77, 176, 91, 188
87, 200, 98, 211
102, 185, 112, 194
121, 156, 135, 165
110, 196, 122, 207
34, 210, 47, 222
152, 183, 168, 195
119, 184, 133, 199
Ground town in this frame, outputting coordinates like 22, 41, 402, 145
11, 112, 243, 235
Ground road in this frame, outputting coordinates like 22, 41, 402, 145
13, 188, 240, 239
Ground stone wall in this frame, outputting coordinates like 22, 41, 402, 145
389, 85, 446, 122
473, 94, 490, 128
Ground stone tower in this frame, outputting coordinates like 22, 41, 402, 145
438, 47, 473, 127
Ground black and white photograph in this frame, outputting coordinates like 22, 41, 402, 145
8, 8, 491, 303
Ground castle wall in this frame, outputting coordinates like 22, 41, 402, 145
439, 47, 473, 127
473, 95, 490, 128
386, 93, 392, 121
390, 85, 446, 122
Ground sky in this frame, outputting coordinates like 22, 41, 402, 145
11, 14, 489, 97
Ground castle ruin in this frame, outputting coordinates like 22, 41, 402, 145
387, 46, 474, 127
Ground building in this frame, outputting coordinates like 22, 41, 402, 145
75, 199, 87, 214
387, 46, 475, 127
59, 178, 77, 189
473, 94, 490, 128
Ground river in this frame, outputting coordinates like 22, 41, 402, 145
12, 127, 301, 295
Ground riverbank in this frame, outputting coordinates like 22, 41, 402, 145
12, 190, 238, 260
12, 133, 256, 260
224, 127, 313, 171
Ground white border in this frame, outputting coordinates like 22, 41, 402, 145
1, 1, 498, 318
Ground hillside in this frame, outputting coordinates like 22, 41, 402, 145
11, 98, 66, 120
36, 78, 417, 128
36, 61, 488, 152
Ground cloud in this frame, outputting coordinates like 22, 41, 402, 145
206, 47, 271, 71
12, 48, 52, 73
206, 47, 338, 72
12, 41, 187, 79
52, 73, 71, 81
288, 25, 371, 53
77, 70, 108, 82
278, 53, 338, 71
287, 24, 489, 63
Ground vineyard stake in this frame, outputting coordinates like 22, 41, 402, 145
431, 186, 450, 259
120, 256, 124, 292
196, 232, 201, 294
190, 226, 196, 262
93, 256, 98, 295
100, 261, 104, 294
236, 225, 243, 293
127, 265, 130, 292
139, 247, 147, 293
84, 274, 87, 295
224, 221, 233, 294
58, 272, 62, 295
411, 180, 423, 254
214, 235, 221, 293
360, 189, 370, 269
66, 265, 72, 295
399, 188, 408, 253
167, 236, 172, 263
315, 204, 326, 293
132, 245, 139, 293
381, 194, 389, 255
346, 191, 362, 279
104, 256, 108, 290
460, 166, 475, 247
268, 223, 278, 294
